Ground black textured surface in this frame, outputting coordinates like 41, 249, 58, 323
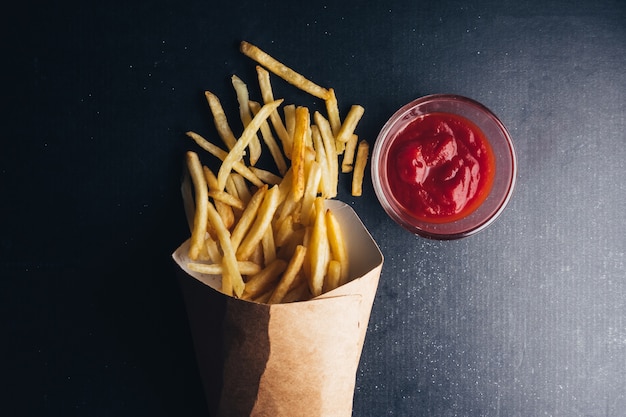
2, 0, 625, 416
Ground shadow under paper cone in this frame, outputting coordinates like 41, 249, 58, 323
173, 201, 384, 417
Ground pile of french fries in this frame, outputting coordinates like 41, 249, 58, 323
184, 41, 369, 303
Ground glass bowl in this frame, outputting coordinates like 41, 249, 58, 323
371, 94, 517, 239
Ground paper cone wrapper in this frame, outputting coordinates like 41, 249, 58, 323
173, 200, 384, 417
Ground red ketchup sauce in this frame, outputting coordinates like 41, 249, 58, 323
387, 112, 495, 222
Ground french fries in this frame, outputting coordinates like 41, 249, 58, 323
240, 41, 330, 100
352, 140, 370, 197
183, 41, 369, 303
216, 99, 283, 191
185, 151, 209, 261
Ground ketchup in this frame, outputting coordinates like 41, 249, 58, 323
387, 112, 495, 222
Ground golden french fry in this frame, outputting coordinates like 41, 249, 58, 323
274, 168, 297, 224
336, 104, 365, 143
236, 185, 281, 261
325, 209, 349, 285
249, 166, 282, 185
310, 125, 331, 197
307, 197, 330, 297
202, 165, 236, 230
230, 185, 268, 251
208, 190, 245, 211
231, 75, 251, 123
276, 192, 301, 226
242, 259, 287, 300
352, 140, 369, 197
261, 224, 276, 265
194, 242, 212, 261
274, 214, 296, 247
204, 91, 238, 150
186, 131, 264, 188
304, 122, 313, 150
276, 167, 293, 204
341, 134, 358, 173
324, 259, 342, 293
313, 111, 338, 198
216, 99, 282, 191
249, 100, 288, 175
255, 66, 291, 153
241, 41, 330, 100
283, 104, 296, 157
216, 200, 235, 229
230, 172, 252, 204
188, 261, 261, 276
204, 235, 222, 263
290, 106, 309, 201
185, 151, 209, 261
300, 160, 322, 226
224, 174, 240, 200
325, 89, 345, 154
325, 88, 341, 136
335, 138, 346, 155
202, 165, 221, 191
232, 75, 262, 165
268, 244, 307, 304
205, 200, 245, 297
249, 241, 265, 267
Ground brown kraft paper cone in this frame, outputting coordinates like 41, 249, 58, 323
173, 200, 384, 417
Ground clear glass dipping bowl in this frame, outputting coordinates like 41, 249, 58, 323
371, 94, 517, 239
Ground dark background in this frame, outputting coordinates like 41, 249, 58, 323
2, 0, 625, 416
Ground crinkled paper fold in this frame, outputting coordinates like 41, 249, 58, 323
172, 200, 383, 417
